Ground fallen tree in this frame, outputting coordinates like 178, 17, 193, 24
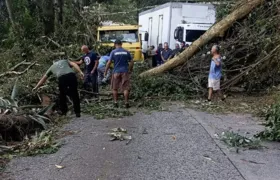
140, 0, 265, 77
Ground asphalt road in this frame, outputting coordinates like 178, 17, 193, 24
4, 105, 280, 180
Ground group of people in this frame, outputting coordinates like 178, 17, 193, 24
144, 41, 189, 67
33, 40, 133, 118
144, 42, 224, 102
32, 40, 224, 118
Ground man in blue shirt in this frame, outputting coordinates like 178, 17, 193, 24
97, 53, 111, 84
208, 45, 225, 101
104, 40, 134, 108
161, 42, 173, 63
76, 45, 99, 97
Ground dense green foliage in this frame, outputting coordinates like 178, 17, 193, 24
257, 103, 280, 141
131, 63, 194, 101
221, 131, 261, 149
0, 0, 186, 47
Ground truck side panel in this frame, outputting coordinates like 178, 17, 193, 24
169, 5, 184, 49
139, 6, 171, 49
182, 4, 216, 24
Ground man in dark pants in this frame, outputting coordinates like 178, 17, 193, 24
76, 45, 99, 97
105, 40, 134, 108
148, 45, 157, 67
33, 60, 84, 117
156, 43, 163, 66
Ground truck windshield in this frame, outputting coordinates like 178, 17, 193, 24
185, 30, 206, 42
100, 30, 139, 43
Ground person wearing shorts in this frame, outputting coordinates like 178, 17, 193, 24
104, 40, 134, 108
208, 45, 225, 101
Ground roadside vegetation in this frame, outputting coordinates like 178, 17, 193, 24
0, 0, 280, 176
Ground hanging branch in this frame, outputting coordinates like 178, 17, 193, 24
0, 62, 37, 78
40, 36, 61, 48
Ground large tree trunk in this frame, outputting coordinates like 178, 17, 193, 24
5, 0, 15, 28
42, 0, 55, 35
139, 0, 264, 78
57, 0, 64, 24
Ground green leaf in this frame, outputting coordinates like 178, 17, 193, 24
4, 97, 18, 107
11, 79, 19, 100
34, 114, 51, 122
38, 103, 55, 115
29, 115, 47, 130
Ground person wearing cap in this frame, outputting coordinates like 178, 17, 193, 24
104, 40, 134, 108
33, 60, 84, 117
75, 45, 99, 97
208, 45, 225, 101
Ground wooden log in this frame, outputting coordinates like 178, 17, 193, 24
139, 0, 264, 77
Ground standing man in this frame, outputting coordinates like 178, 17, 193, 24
142, 45, 148, 60
161, 42, 173, 63
104, 40, 134, 108
156, 43, 163, 66
208, 45, 225, 101
180, 42, 187, 53
33, 60, 84, 117
171, 43, 180, 58
75, 45, 99, 97
148, 45, 157, 67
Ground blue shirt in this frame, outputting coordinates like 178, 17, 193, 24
209, 58, 222, 80
109, 48, 132, 73
156, 48, 163, 59
82, 51, 98, 74
98, 56, 110, 69
161, 48, 173, 60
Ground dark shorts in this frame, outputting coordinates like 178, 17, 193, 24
111, 73, 130, 91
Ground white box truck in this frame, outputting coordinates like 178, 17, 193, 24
138, 2, 216, 49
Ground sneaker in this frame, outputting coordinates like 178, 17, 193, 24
76, 113, 81, 118
114, 102, 118, 108
207, 99, 211, 102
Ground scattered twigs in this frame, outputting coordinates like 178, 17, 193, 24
40, 36, 61, 48
222, 45, 280, 89
19, 105, 45, 109
0, 61, 37, 78
9, 60, 40, 71
78, 89, 123, 96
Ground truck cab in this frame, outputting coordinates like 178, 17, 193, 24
97, 24, 144, 61
174, 23, 213, 45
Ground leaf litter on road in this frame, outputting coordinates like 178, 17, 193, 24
55, 164, 64, 169
108, 127, 132, 142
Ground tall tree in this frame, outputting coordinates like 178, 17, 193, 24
5, 0, 14, 28
57, 0, 64, 24
42, 0, 55, 35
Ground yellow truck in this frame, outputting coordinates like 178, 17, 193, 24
97, 24, 144, 61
